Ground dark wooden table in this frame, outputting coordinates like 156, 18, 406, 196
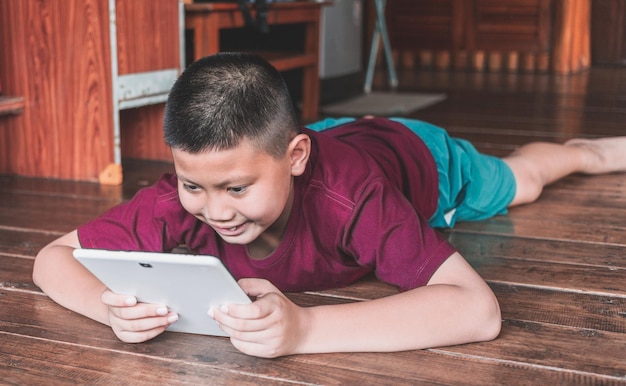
185, 1, 330, 122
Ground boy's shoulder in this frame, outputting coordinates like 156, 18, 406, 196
303, 117, 435, 180
306, 117, 424, 140
300, 122, 406, 207
304, 118, 433, 164
301, 118, 439, 218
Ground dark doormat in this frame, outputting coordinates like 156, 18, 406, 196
319, 92, 446, 117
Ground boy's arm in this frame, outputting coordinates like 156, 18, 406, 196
33, 231, 178, 342
300, 252, 501, 353
33, 230, 111, 325
212, 252, 501, 357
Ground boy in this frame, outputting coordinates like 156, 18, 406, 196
33, 53, 626, 358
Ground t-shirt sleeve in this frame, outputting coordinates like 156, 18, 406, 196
343, 177, 457, 291
77, 175, 195, 252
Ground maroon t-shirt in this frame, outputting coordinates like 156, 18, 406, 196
78, 118, 456, 291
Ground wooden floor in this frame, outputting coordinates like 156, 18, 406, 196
1, 66, 626, 384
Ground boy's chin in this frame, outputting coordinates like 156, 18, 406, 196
217, 228, 264, 246
217, 233, 255, 245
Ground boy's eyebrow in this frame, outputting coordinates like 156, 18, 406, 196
212, 175, 252, 189
176, 174, 202, 187
177, 173, 252, 189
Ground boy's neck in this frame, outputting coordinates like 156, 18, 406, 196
246, 183, 295, 260
247, 239, 278, 260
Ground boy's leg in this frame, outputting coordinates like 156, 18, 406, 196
504, 137, 626, 207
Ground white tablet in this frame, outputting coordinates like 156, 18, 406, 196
73, 248, 251, 337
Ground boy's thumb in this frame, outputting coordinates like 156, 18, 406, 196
237, 277, 277, 298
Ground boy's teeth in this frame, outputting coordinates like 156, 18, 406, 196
230, 226, 237, 231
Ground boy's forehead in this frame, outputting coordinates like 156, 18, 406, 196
171, 141, 284, 179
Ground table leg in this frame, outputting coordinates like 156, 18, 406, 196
301, 14, 320, 121
364, 0, 398, 93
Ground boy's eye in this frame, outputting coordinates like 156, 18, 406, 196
228, 186, 248, 195
183, 183, 200, 192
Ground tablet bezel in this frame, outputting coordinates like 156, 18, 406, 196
73, 248, 251, 337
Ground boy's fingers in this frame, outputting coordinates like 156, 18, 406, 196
111, 311, 177, 331
101, 290, 178, 321
100, 289, 136, 307
213, 293, 279, 321
110, 302, 176, 321
113, 322, 171, 343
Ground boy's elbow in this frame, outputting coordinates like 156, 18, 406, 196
475, 289, 502, 342
32, 249, 47, 289
32, 243, 61, 290
32, 231, 79, 290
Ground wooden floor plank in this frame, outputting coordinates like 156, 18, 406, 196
0, 256, 37, 293
518, 202, 626, 222
0, 192, 120, 234
493, 283, 626, 333
0, 175, 124, 201
298, 346, 626, 385
0, 333, 296, 386
0, 229, 58, 258
419, 106, 626, 131
447, 233, 626, 268
441, 319, 626, 379
2, 291, 624, 385
451, 216, 626, 245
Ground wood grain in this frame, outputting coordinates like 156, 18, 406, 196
0, 0, 113, 181
0, 0, 180, 181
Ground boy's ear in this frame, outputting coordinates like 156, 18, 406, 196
287, 134, 311, 176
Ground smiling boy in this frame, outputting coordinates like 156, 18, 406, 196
34, 53, 626, 358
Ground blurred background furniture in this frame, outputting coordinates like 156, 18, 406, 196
383, 0, 591, 74
364, 0, 397, 93
185, 1, 328, 122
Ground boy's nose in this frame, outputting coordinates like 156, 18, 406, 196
203, 198, 235, 222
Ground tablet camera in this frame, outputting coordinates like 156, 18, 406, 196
138, 262, 153, 268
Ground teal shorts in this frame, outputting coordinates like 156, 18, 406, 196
306, 117, 517, 228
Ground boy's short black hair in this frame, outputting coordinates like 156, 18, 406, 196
163, 52, 299, 158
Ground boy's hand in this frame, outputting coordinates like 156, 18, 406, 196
209, 278, 311, 358
100, 289, 179, 343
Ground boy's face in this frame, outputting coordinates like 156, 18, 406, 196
171, 136, 308, 256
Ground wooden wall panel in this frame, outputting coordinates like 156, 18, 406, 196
115, 0, 181, 74
0, 1, 27, 174
0, 0, 180, 181
0, 0, 114, 181
0, 0, 26, 173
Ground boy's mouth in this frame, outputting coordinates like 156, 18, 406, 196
214, 222, 247, 237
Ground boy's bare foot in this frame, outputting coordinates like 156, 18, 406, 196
565, 137, 626, 174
